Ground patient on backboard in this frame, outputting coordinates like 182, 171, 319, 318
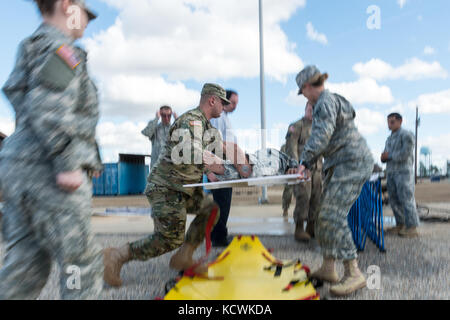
205, 148, 298, 182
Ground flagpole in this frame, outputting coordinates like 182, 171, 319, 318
259, 0, 268, 204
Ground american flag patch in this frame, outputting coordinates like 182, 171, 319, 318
190, 121, 202, 127
56, 44, 80, 70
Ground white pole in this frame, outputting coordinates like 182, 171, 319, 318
259, 0, 268, 204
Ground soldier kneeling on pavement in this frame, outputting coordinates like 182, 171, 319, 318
103, 84, 252, 287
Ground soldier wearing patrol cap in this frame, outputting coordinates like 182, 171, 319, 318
289, 65, 374, 297
0, 0, 102, 299
103, 83, 252, 288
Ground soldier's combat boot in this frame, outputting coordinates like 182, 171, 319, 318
295, 220, 311, 242
385, 224, 405, 235
283, 208, 288, 218
330, 259, 366, 296
310, 257, 339, 283
169, 243, 208, 274
103, 244, 131, 287
399, 227, 419, 238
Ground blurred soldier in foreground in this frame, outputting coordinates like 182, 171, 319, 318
142, 105, 177, 169
285, 102, 323, 242
280, 144, 293, 218
381, 113, 420, 237
0, 0, 103, 299
289, 66, 374, 297
103, 84, 252, 287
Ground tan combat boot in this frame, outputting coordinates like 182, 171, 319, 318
295, 220, 311, 242
385, 224, 405, 235
330, 259, 366, 296
103, 244, 131, 287
169, 243, 208, 274
310, 257, 339, 283
399, 227, 419, 238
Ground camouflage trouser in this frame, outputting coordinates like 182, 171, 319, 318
282, 185, 293, 211
0, 160, 103, 300
129, 185, 220, 261
387, 171, 419, 228
293, 170, 322, 224
316, 159, 372, 261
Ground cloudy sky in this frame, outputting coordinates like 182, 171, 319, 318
1, 0, 449, 172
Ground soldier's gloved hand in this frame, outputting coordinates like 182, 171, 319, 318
56, 169, 84, 192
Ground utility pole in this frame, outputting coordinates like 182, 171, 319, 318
415, 106, 419, 184
259, 0, 268, 203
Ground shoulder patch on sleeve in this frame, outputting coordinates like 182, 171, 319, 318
39, 45, 78, 91
56, 44, 81, 70
190, 120, 202, 127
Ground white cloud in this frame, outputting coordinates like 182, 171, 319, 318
306, 22, 328, 45
0, 116, 15, 136
97, 121, 152, 163
408, 89, 450, 114
354, 108, 385, 135
285, 89, 308, 107
353, 58, 448, 81
87, 0, 305, 83
398, 0, 408, 9
99, 74, 200, 120
424, 46, 436, 55
326, 78, 394, 105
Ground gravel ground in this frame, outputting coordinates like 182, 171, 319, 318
1, 222, 447, 300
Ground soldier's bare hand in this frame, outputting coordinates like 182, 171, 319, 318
156, 110, 161, 119
381, 152, 389, 163
287, 167, 299, 175
297, 165, 310, 180
56, 170, 83, 192
173, 112, 178, 119
207, 172, 219, 182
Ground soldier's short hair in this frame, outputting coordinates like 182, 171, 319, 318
388, 113, 402, 120
226, 90, 238, 100
33, 0, 59, 16
160, 105, 172, 112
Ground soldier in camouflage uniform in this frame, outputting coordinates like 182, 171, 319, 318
285, 102, 323, 242
0, 0, 103, 300
103, 84, 252, 287
280, 144, 293, 218
381, 113, 419, 237
291, 66, 374, 297
142, 106, 177, 169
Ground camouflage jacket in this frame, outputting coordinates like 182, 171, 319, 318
141, 118, 171, 169
285, 117, 323, 172
149, 107, 221, 196
0, 23, 102, 174
300, 90, 373, 170
384, 128, 415, 174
